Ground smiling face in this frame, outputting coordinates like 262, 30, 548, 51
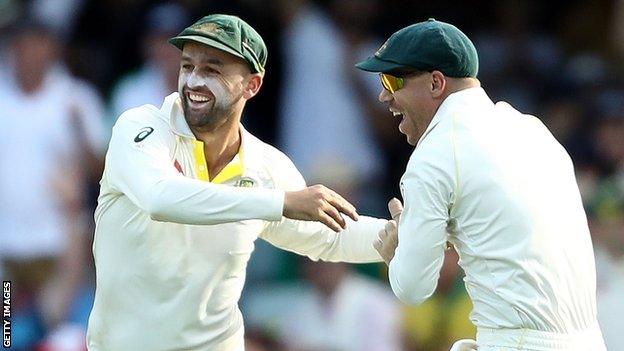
178, 42, 260, 133
379, 71, 444, 145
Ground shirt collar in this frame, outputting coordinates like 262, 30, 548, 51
162, 92, 252, 142
416, 87, 493, 148
162, 92, 196, 138
161, 92, 251, 183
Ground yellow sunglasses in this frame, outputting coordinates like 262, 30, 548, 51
379, 73, 405, 94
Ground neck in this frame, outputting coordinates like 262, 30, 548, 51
15, 70, 46, 95
444, 77, 481, 98
192, 112, 242, 181
432, 77, 481, 113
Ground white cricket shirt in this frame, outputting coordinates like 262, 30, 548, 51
389, 88, 605, 344
87, 93, 384, 350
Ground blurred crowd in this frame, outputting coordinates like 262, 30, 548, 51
0, 0, 622, 350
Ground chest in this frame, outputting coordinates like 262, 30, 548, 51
153, 138, 276, 254
169, 137, 274, 187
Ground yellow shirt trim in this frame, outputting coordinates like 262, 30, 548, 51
192, 140, 245, 184
193, 140, 210, 181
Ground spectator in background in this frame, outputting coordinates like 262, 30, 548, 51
0, 0, 19, 78
278, 0, 392, 212
403, 250, 475, 351
592, 202, 624, 351
587, 111, 624, 350
108, 2, 189, 129
286, 260, 403, 351
244, 0, 399, 293
0, 12, 106, 350
539, 99, 594, 166
244, 260, 402, 351
472, 0, 564, 114
244, 329, 286, 351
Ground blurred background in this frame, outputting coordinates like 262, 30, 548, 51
0, 0, 622, 350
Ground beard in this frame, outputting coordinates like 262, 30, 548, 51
180, 88, 243, 132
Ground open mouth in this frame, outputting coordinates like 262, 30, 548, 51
185, 91, 213, 108
389, 108, 409, 134
390, 108, 404, 119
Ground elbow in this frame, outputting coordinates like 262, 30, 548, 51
389, 263, 437, 306
392, 286, 432, 306
146, 199, 169, 222
144, 188, 173, 222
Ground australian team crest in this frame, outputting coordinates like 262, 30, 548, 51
192, 22, 222, 34
235, 177, 256, 188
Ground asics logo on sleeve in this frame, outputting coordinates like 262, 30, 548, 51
134, 127, 154, 142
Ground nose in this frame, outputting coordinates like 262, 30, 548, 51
187, 71, 205, 89
379, 88, 392, 103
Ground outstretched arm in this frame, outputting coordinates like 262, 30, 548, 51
105, 111, 357, 230
260, 215, 386, 263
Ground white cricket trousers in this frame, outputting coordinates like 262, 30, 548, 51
476, 323, 606, 351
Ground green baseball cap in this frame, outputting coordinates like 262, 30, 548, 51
356, 18, 478, 77
169, 14, 267, 73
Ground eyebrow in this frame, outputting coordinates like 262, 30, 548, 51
181, 54, 224, 66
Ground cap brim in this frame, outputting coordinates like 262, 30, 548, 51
169, 35, 245, 61
355, 56, 411, 73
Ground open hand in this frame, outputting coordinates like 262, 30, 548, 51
283, 185, 359, 232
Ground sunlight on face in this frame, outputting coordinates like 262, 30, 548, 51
177, 42, 249, 131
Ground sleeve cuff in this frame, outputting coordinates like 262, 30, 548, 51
257, 188, 284, 221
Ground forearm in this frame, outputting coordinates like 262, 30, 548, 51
143, 177, 284, 225
262, 216, 386, 263
324, 216, 386, 262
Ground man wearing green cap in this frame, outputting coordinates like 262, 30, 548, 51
359, 19, 606, 350
87, 14, 386, 350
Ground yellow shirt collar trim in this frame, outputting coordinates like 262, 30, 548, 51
192, 134, 246, 184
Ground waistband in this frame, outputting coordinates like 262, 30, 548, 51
476, 324, 606, 351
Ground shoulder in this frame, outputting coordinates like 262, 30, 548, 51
115, 104, 166, 128
111, 104, 173, 144
244, 130, 306, 191
407, 133, 455, 178
402, 137, 456, 201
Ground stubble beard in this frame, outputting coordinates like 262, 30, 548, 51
181, 91, 242, 133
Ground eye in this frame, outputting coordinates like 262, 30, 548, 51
205, 67, 220, 75
181, 64, 193, 71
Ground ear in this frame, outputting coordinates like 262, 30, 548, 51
242, 74, 263, 100
430, 70, 446, 98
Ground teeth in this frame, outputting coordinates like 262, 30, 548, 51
392, 111, 403, 117
189, 93, 209, 102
